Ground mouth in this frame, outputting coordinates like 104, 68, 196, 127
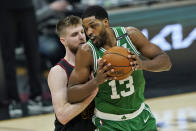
91, 38, 96, 43
90, 36, 96, 42
90, 35, 95, 39
91, 39, 96, 43
80, 42, 85, 45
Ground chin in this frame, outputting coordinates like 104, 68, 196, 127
70, 48, 78, 54
92, 39, 101, 47
97, 41, 104, 48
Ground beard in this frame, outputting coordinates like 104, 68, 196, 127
68, 44, 78, 54
95, 29, 107, 48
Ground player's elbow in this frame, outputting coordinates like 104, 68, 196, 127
56, 114, 69, 125
166, 62, 172, 71
160, 53, 172, 71
55, 111, 70, 125
165, 55, 172, 71
55, 104, 72, 125
67, 88, 83, 103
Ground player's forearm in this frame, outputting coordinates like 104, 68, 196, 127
67, 78, 98, 103
142, 53, 172, 72
55, 89, 97, 125
55, 103, 74, 125
56, 102, 87, 125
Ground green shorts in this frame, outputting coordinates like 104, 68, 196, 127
93, 104, 157, 131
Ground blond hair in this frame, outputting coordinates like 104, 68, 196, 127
56, 15, 82, 37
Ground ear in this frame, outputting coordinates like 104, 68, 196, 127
60, 37, 67, 47
103, 18, 109, 27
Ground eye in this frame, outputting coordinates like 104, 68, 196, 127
83, 25, 88, 32
91, 24, 97, 28
71, 32, 78, 37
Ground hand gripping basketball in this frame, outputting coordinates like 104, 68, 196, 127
94, 59, 115, 85
102, 46, 134, 80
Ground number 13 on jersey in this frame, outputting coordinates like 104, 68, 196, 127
109, 76, 134, 99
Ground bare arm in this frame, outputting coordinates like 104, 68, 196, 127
48, 65, 97, 125
126, 27, 172, 72
68, 44, 113, 103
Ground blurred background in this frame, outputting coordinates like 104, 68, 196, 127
0, 0, 195, 130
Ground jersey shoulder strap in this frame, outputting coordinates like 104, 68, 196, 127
113, 26, 140, 56
57, 58, 74, 79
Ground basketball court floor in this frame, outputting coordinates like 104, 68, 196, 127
0, 92, 196, 131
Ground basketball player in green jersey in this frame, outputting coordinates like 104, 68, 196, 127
67, 6, 172, 131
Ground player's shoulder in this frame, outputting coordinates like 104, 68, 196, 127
125, 26, 144, 43
48, 65, 68, 91
48, 65, 67, 80
50, 65, 64, 72
78, 43, 93, 55
76, 43, 94, 67
125, 26, 140, 35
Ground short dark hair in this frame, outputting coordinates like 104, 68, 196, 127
56, 15, 82, 37
82, 5, 108, 20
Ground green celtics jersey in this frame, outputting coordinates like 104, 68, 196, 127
87, 27, 145, 115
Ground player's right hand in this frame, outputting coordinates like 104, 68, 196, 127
94, 59, 115, 85
128, 50, 142, 71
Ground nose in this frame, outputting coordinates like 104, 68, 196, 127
79, 32, 85, 40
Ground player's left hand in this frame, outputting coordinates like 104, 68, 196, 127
127, 51, 143, 71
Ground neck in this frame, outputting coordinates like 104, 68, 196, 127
64, 48, 75, 66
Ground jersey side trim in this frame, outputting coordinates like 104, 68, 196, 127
121, 27, 140, 56
87, 42, 98, 71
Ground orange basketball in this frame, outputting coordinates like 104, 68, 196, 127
102, 46, 133, 80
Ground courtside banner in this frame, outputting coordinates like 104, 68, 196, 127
109, 2, 196, 97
